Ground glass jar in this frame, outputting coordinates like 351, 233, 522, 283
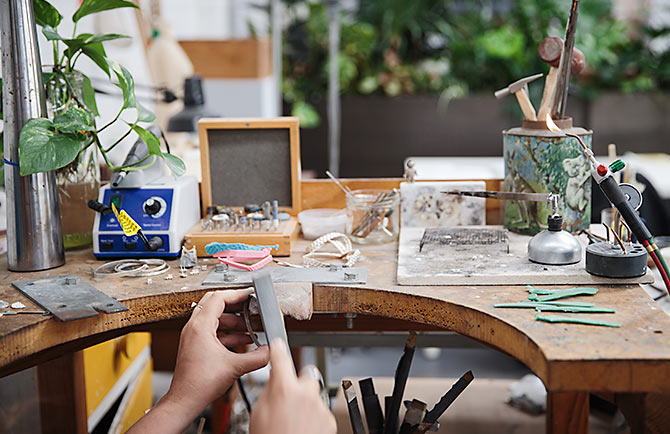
346, 189, 399, 244
46, 71, 100, 249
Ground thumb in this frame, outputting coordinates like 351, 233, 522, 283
231, 345, 270, 375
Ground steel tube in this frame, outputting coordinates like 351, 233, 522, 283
1, 0, 65, 270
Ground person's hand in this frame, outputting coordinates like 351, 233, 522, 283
250, 339, 336, 434
166, 289, 269, 413
128, 289, 269, 434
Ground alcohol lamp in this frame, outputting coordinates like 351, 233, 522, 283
528, 214, 582, 265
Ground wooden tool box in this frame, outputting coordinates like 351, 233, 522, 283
184, 117, 302, 257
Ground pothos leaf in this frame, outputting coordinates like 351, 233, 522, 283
33, 0, 62, 28
64, 33, 129, 58
73, 0, 138, 23
80, 76, 99, 117
42, 25, 63, 41
19, 118, 82, 175
162, 153, 186, 177
81, 42, 110, 77
53, 107, 95, 133
129, 124, 161, 156
109, 61, 136, 109
136, 101, 155, 123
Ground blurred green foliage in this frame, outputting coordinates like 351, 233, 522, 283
281, 0, 670, 127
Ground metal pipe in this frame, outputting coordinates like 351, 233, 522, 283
1, 0, 65, 271
326, 0, 341, 177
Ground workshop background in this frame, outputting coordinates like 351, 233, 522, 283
1, 0, 670, 434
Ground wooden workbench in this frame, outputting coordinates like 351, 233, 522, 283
1, 240, 669, 433
1, 179, 669, 433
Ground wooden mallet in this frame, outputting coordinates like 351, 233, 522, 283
537, 36, 585, 121
494, 73, 544, 121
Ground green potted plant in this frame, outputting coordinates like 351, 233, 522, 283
13, 0, 185, 248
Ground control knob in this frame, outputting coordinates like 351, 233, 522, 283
144, 198, 162, 216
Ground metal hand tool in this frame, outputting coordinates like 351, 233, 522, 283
494, 73, 543, 121
252, 270, 293, 373
0, 310, 50, 316
384, 332, 417, 434
443, 190, 554, 203
413, 371, 474, 433
359, 378, 384, 434
551, 0, 581, 119
343, 380, 366, 434
537, 36, 585, 121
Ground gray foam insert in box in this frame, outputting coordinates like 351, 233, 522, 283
206, 128, 292, 206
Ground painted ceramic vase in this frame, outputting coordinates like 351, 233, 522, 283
502, 120, 592, 235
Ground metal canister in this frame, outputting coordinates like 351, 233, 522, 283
1, 0, 65, 270
503, 118, 592, 235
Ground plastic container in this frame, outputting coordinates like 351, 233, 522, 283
298, 208, 348, 240
346, 189, 399, 244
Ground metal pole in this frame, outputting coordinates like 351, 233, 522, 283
327, 0, 341, 177
1, 0, 65, 271
271, 0, 282, 117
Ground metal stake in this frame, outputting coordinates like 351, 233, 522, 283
0, 0, 65, 271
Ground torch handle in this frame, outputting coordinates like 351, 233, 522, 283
597, 176, 652, 242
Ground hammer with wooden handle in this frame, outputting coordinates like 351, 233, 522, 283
537, 36, 585, 121
494, 73, 543, 121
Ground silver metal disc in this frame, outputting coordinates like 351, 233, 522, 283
619, 183, 643, 210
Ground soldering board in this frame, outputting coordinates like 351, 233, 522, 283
397, 225, 654, 286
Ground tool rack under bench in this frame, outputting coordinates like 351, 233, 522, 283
2, 179, 670, 434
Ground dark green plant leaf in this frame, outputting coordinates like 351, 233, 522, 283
109, 61, 136, 109
53, 107, 95, 133
80, 74, 99, 117
162, 153, 186, 177
33, 0, 62, 28
129, 124, 161, 156
81, 42, 110, 77
136, 101, 155, 123
42, 25, 63, 40
64, 33, 129, 57
73, 0, 138, 23
19, 118, 81, 175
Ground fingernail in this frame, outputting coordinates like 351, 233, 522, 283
300, 365, 323, 384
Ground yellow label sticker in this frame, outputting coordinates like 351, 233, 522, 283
111, 203, 142, 236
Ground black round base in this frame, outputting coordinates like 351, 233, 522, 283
585, 242, 647, 278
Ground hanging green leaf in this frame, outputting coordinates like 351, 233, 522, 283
109, 61, 136, 109
80, 74, 99, 117
33, 0, 62, 28
73, 0, 138, 23
42, 25, 63, 41
64, 33, 130, 58
162, 153, 186, 177
81, 42, 110, 76
136, 101, 156, 123
129, 124, 161, 156
19, 118, 81, 175
53, 107, 95, 133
